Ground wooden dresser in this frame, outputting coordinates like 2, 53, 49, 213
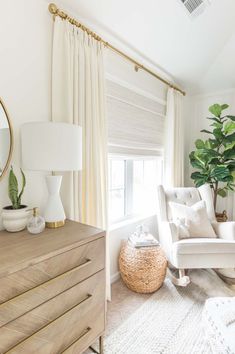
0, 220, 106, 354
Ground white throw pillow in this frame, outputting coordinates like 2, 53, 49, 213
169, 200, 217, 239
174, 218, 190, 239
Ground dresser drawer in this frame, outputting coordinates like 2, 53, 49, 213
7, 307, 104, 354
0, 237, 104, 305
0, 270, 105, 353
0, 238, 105, 327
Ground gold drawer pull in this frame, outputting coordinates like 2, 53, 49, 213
0, 258, 92, 308
62, 327, 92, 353
6, 294, 92, 353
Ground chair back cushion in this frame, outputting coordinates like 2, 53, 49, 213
165, 187, 201, 221
156, 184, 216, 223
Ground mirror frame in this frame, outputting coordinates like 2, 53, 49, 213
0, 97, 13, 180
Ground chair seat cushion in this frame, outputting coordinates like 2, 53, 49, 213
173, 238, 235, 255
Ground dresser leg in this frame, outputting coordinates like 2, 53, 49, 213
89, 336, 104, 354
99, 336, 104, 354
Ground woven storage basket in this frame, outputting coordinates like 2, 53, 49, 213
119, 241, 167, 293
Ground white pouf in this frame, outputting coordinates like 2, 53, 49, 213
202, 297, 235, 353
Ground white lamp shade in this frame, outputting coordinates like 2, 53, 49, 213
21, 122, 82, 171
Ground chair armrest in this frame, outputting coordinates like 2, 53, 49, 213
211, 221, 235, 241
159, 221, 179, 243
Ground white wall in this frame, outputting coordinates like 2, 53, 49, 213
0, 129, 10, 174
0, 0, 52, 228
184, 89, 235, 219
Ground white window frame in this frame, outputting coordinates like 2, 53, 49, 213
108, 156, 163, 225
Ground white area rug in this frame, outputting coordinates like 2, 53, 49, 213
104, 270, 235, 354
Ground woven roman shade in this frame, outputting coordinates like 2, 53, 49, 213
106, 78, 166, 157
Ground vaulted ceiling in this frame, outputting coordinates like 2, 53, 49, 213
65, 0, 235, 94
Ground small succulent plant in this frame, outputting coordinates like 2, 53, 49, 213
8, 166, 26, 209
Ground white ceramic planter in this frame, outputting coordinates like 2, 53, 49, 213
2, 205, 30, 232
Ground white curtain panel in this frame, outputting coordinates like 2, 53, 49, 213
51, 17, 110, 298
164, 88, 184, 187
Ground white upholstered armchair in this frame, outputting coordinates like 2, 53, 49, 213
157, 184, 235, 285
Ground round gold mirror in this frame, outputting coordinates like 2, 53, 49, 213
0, 98, 13, 180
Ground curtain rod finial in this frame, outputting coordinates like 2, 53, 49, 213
134, 65, 139, 72
49, 3, 58, 15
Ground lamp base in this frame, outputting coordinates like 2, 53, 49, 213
46, 220, 65, 228
44, 175, 66, 228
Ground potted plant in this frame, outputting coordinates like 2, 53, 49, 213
189, 103, 235, 219
2, 166, 30, 232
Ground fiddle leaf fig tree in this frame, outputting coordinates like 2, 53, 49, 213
189, 103, 235, 211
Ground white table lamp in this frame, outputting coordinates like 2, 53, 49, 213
21, 122, 82, 228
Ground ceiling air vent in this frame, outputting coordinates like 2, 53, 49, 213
180, 0, 211, 17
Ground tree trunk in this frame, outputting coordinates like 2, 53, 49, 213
213, 181, 218, 211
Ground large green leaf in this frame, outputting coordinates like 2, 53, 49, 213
191, 171, 209, 187
191, 149, 219, 170
195, 180, 207, 188
198, 148, 219, 160
226, 182, 235, 191
194, 150, 206, 165
217, 189, 227, 198
18, 169, 26, 206
195, 139, 205, 149
213, 127, 224, 140
227, 162, 235, 172
209, 158, 220, 165
210, 165, 230, 181
221, 175, 234, 182
223, 132, 235, 143
226, 115, 235, 121
209, 104, 222, 118
221, 104, 229, 111
204, 140, 212, 149
223, 120, 235, 136
224, 148, 235, 160
189, 151, 205, 170
191, 171, 205, 180
211, 122, 223, 129
200, 129, 213, 135
208, 138, 220, 148
224, 141, 235, 151
190, 157, 205, 170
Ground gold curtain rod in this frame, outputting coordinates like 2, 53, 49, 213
48, 3, 186, 96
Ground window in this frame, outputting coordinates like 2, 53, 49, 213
108, 158, 163, 223
106, 70, 166, 225
108, 159, 126, 221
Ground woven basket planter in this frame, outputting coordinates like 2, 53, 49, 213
119, 241, 167, 293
